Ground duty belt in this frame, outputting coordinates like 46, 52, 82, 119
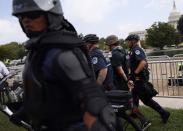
135, 77, 141, 80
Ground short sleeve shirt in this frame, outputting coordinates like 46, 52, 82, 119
90, 48, 107, 74
90, 48, 113, 85
130, 45, 146, 73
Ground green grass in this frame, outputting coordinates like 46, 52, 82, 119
127, 106, 183, 131
0, 112, 25, 131
0, 106, 182, 131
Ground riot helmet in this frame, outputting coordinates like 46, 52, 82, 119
177, 15, 183, 34
12, 0, 63, 16
84, 34, 99, 44
105, 35, 119, 46
12, 0, 77, 38
125, 34, 140, 41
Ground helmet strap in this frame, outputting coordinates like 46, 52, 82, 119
47, 12, 63, 31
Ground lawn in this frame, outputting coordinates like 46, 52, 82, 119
0, 112, 25, 131
127, 106, 183, 131
0, 106, 183, 131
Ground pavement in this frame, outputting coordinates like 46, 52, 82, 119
140, 96, 183, 109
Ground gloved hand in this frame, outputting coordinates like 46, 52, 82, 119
90, 119, 111, 131
88, 105, 116, 131
99, 105, 116, 131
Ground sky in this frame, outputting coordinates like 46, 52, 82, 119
0, 0, 183, 44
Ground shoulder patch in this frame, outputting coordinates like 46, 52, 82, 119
135, 50, 140, 55
92, 57, 98, 64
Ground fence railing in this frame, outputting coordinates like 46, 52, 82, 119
147, 55, 183, 97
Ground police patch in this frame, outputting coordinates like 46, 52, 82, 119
92, 57, 98, 64
135, 50, 140, 55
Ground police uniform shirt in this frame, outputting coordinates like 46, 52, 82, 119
90, 48, 113, 85
90, 48, 108, 75
130, 44, 146, 73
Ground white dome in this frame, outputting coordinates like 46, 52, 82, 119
168, 9, 182, 22
168, 0, 181, 29
168, 1, 182, 22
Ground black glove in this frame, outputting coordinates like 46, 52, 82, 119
90, 120, 110, 131
99, 105, 116, 131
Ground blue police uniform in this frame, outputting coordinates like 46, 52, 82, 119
90, 47, 114, 90
111, 46, 129, 90
130, 44, 169, 119
129, 45, 149, 81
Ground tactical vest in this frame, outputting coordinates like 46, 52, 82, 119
23, 31, 93, 126
112, 47, 129, 76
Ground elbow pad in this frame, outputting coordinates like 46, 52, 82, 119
82, 82, 108, 116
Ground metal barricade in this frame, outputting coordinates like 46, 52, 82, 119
147, 55, 183, 97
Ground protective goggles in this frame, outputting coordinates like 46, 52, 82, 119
17, 11, 45, 20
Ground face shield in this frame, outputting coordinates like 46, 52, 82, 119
33, 0, 63, 13
12, 0, 63, 16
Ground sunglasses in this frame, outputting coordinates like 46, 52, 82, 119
17, 11, 45, 20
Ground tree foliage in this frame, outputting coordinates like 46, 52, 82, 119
98, 37, 106, 50
98, 38, 126, 50
177, 15, 183, 34
146, 22, 180, 49
0, 42, 26, 61
140, 40, 150, 49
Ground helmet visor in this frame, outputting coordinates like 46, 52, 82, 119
33, 0, 54, 11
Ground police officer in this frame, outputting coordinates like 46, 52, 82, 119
10, 0, 116, 131
83, 34, 114, 91
106, 35, 152, 130
126, 34, 170, 124
105, 35, 129, 91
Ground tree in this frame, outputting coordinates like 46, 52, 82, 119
177, 15, 183, 42
0, 42, 26, 60
177, 15, 183, 34
140, 40, 149, 49
146, 22, 180, 50
98, 37, 106, 50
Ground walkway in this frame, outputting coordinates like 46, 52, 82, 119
140, 96, 183, 109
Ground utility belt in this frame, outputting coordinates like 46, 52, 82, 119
135, 77, 142, 81
135, 76, 149, 82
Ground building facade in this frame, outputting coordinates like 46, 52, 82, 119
129, 0, 182, 40
129, 31, 147, 41
168, 0, 182, 29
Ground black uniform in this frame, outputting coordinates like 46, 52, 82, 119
111, 46, 129, 90
129, 44, 169, 119
21, 31, 116, 131
90, 47, 114, 90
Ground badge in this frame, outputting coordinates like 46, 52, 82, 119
135, 50, 140, 55
92, 57, 98, 64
